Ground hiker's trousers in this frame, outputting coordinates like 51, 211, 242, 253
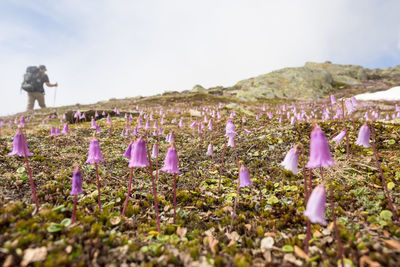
27, 92, 46, 111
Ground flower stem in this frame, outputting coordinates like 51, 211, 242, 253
144, 135, 161, 232
95, 163, 101, 210
173, 173, 177, 224
341, 99, 350, 160
229, 175, 241, 233
218, 137, 227, 192
22, 133, 39, 214
71, 195, 77, 224
370, 122, 398, 221
122, 167, 134, 216
326, 171, 344, 267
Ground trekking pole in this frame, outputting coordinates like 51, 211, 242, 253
53, 85, 58, 107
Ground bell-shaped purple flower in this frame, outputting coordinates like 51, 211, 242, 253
62, 123, 69, 134
50, 127, 56, 136
86, 138, 104, 164
129, 138, 149, 168
280, 145, 300, 174
161, 144, 180, 174
355, 123, 370, 148
330, 94, 336, 105
96, 125, 101, 133
123, 142, 134, 158
91, 118, 96, 129
304, 184, 327, 226
106, 114, 111, 124
151, 143, 159, 158
20, 116, 26, 127
206, 143, 213, 156
55, 128, 61, 136
227, 136, 235, 147
332, 130, 346, 145
8, 127, 33, 156
178, 119, 183, 128
239, 165, 253, 188
208, 119, 213, 131
306, 125, 335, 169
225, 119, 237, 138
70, 167, 83, 195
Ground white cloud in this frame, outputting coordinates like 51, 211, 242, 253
1, 0, 400, 116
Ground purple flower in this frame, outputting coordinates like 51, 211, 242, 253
86, 138, 104, 164
70, 167, 83, 195
225, 119, 237, 138
304, 184, 327, 226
190, 121, 197, 129
8, 128, 33, 156
208, 119, 213, 131
145, 120, 150, 130
151, 143, 159, 158
330, 94, 336, 105
96, 125, 101, 133
91, 118, 96, 129
50, 127, 56, 136
129, 138, 149, 168
95, 111, 99, 118
55, 128, 61, 136
345, 99, 356, 114
20, 116, 26, 127
107, 114, 112, 124
332, 130, 346, 145
306, 125, 335, 169
161, 145, 180, 174
239, 165, 253, 188
227, 136, 235, 147
280, 145, 300, 174
62, 123, 69, 134
206, 143, 213, 156
355, 123, 370, 148
178, 119, 183, 128
123, 142, 134, 158
102, 110, 106, 116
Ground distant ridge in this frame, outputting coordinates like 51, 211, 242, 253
189, 62, 400, 100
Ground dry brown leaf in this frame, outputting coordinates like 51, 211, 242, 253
359, 255, 381, 267
177, 226, 187, 238
226, 231, 240, 246
294, 245, 309, 260
383, 239, 400, 251
21, 247, 47, 267
313, 230, 323, 238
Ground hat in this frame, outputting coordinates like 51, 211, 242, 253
39, 65, 47, 70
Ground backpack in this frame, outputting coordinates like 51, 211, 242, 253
21, 66, 41, 92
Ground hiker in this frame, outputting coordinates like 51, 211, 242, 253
26, 65, 58, 111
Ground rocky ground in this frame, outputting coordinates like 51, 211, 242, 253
0, 93, 400, 266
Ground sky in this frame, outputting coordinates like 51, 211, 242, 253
1, 0, 400, 116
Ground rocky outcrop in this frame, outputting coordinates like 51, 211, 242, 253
190, 62, 400, 100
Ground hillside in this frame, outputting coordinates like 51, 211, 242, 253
190, 62, 400, 101
1, 93, 400, 266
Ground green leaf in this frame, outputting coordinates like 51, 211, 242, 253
380, 210, 393, 220
60, 218, 71, 227
20, 173, 28, 182
16, 167, 26, 174
47, 223, 63, 233
282, 245, 294, 253
387, 182, 395, 190
53, 205, 66, 212
267, 195, 279, 205
388, 139, 396, 145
